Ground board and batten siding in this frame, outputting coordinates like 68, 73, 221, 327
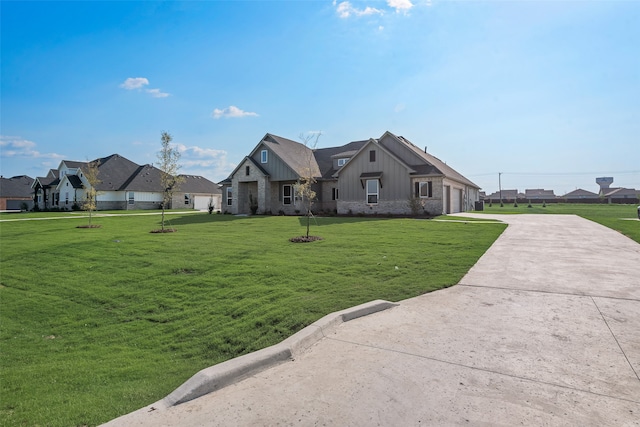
337, 143, 412, 215
251, 144, 298, 182
378, 134, 424, 166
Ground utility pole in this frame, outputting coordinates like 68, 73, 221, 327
499, 172, 502, 206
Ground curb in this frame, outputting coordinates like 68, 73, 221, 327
104, 299, 398, 422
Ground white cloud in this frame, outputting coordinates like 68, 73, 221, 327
174, 143, 234, 181
120, 77, 169, 98
335, 1, 383, 18
146, 88, 170, 98
387, 0, 413, 13
211, 106, 259, 119
0, 135, 65, 159
120, 77, 149, 90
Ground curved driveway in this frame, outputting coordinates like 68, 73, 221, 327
104, 214, 640, 426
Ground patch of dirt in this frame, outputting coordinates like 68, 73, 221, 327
76, 225, 102, 228
150, 229, 178, 233
289, 235, 323, 243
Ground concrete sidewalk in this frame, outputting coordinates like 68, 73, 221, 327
103, 214, 640, 426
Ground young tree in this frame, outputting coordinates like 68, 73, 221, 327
294, 132, 321, 239
82, 160, 101, 227
157, 131, 184, 231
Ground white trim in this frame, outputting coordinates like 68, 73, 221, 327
366, 179, 378, 204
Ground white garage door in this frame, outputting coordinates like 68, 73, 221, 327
193, 196, 210, 211
452, 189, 462, 213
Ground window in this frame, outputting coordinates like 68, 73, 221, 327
332, 188, 338, 200
245, 166, 250, 176
184, 194, 190, 205
366, 180, 378, 204
226, 188, 233, 206
369, 150, 376, 162
65, 192, 69, 204
261, 150, 268, 163
128, 192, 135, 205
416, 181, 433, 198
283, 184, 293, 205
337, 158, 348, 167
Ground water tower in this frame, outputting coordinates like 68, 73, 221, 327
596, 177, 614, 193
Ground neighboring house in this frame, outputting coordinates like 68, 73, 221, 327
31, 169, 60, 209
562, 189, 599, 200
601, 187, 639, 203
173, 175, 222, 211
222, 131, 480, 216
524, 189, 556, 200
484, 190, 520, 203
0, 175, 34, 210
32, 154, 219, 211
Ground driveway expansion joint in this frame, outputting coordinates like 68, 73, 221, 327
327, 337, 640, 406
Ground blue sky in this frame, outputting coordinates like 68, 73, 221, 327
1, 0, 638, 195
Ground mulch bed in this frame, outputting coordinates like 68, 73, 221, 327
289, 235, 323, 243
150, 229, 178, 233
76, 225, 102, 229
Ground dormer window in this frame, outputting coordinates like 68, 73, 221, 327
261, 150, 268, 164
337, 158, 348, 167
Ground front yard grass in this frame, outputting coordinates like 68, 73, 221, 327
481, 203, 639, 243
0, 214, 505, 427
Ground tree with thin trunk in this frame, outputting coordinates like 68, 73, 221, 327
82, 160, 101, 227
292, 132, 321, 241
156, 131, 184, 232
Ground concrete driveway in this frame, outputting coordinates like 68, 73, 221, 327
103, 214, 640, 426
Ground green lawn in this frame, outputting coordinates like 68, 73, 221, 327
480, 203, 639, 243
0, 213, 505, 426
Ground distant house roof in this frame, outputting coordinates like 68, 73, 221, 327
562, 189, 599, 199
180, 175, 221, 194
603, 187, 639, 198
485, 189, 519, 200
32, 169, 60, 188
0, 175, 34, 197
93, 154, 143, 191
525, 189, 556, 199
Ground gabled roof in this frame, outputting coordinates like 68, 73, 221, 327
180, 175, 221, 194
32, 169, 60, 189
525, 189, 556, 198
0, 175, 34, 197
390, 133, 480, 189
257, 134, 321, 178
603, 187, 639, 197
61, 160, 87, 170
562, 188, 599, 198
92, 154, 143, 191
227, 156, 270, 181
120, 164, 164, 191
66, 175, 84, 189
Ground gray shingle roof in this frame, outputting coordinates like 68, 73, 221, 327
93, 154, 147, 191
261, 134, 321, 178
393, 134, 480, 189
314, 140, 368, 179
562, 189, 599, 198
0, 175, 34, 197
179, 175, 221, 194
